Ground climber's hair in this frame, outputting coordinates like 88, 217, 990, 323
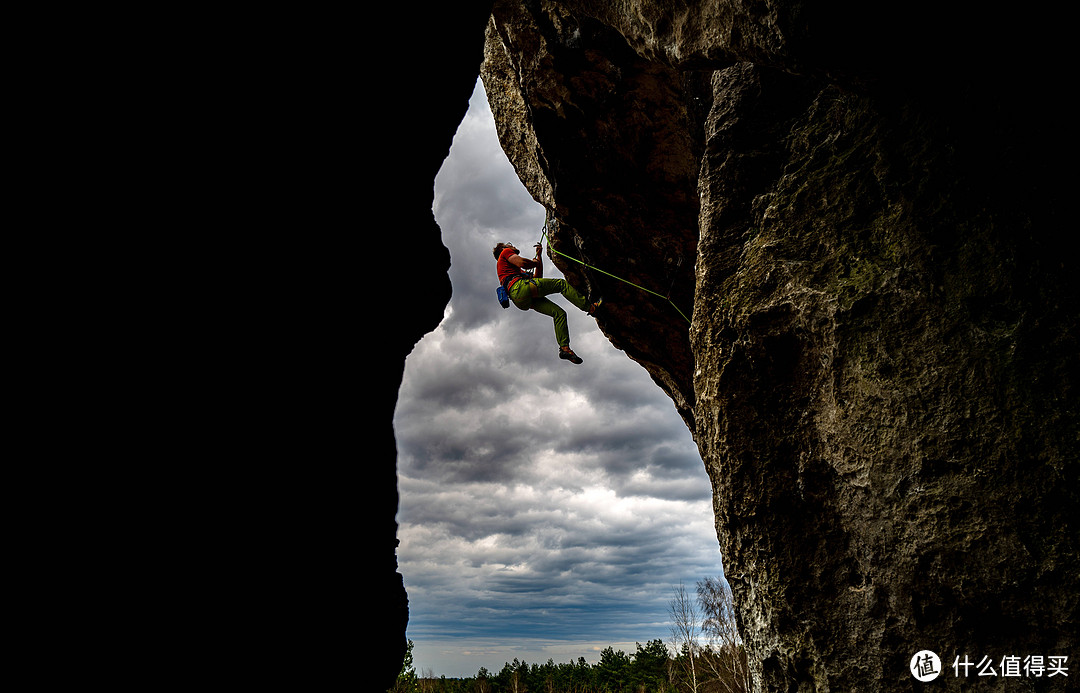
493, 242, 514, 260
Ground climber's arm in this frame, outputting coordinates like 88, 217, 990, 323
508, 253, 540, 270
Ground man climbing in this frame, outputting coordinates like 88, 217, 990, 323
493, 241, 601, 364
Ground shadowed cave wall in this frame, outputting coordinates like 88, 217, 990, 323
379, 3, 495, 689
385, 2, 1077, 691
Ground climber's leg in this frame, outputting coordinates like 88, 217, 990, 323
531, 278, 591, 313
529, 296, 570, 348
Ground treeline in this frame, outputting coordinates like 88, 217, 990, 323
391, 638, 749, 693
391, 577, 750, 693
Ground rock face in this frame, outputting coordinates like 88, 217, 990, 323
478, 1, 1077, 690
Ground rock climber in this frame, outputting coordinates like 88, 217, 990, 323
493, 241, 602, 364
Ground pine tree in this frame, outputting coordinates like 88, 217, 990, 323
390, 639, 419, 693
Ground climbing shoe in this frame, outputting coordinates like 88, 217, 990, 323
588, 297, 604, 315
559, 347, 583, 364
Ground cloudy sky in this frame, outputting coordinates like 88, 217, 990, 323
394, 78, 725, 679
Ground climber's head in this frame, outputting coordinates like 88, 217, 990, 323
492, 242, 518, 259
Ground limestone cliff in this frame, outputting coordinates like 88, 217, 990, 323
476, 1, 1077, 690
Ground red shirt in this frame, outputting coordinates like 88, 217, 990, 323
497, 248, 530, 290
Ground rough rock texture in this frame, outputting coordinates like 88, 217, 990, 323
483, 0, 706, 425
479, 1, 1077, 690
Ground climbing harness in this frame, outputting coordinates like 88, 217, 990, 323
538, 222, 692, 324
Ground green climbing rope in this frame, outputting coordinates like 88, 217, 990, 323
540, 224, 692, 324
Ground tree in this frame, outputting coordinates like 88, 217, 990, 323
631, 639, 671, 692
390, 639, 419, 693
697, 577, 751, 693
475, 667, 492, 693
668, 577, 751, 693
596, 645, 633, 691
668, 583, 701, 693
496, 659, 529, 693
419, 667, 437, 693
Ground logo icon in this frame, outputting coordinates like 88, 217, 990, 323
910, 650, 942, 682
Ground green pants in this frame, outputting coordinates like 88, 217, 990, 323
509, 278, 590, 348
